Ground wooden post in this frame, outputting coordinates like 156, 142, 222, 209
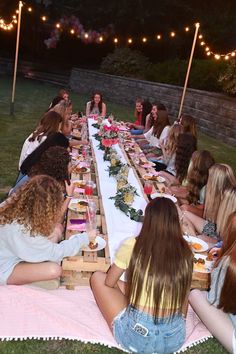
177, 23, 200, 120
10, 1, 23, 116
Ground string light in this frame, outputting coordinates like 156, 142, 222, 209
0, 5, 235, 61
198, 30, 236, 60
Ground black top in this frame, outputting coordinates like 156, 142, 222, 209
20, 132, 69, 174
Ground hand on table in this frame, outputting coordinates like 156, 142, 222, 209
65, 180, 75, 197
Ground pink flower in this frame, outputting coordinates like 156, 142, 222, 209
103, 125, 111, 132
102, 138, 112, 147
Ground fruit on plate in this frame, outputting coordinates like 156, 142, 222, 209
191, 242, 202, 251
89, 241, 98, 250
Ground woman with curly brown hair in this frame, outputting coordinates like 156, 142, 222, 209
0, 175, 88, 285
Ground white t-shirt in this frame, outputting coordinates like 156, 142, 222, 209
0, 222, 88, 284
18, 133, 47, 169
144, 126, 170, 148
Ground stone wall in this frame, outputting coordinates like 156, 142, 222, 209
70, 68, 236, 147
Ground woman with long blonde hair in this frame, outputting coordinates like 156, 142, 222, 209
181, 165, 236, 239
189, 211, 236, 353
0, 175, 88, 285
91, 198, 193, 354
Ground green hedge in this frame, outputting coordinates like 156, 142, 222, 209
100, 48, 232, 93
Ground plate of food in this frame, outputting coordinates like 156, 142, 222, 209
142, 173, 166, 183
68, 199, 89, 213
73, 166, 90, 174
81, 236, 106, 252
183, 235, 209, 253
150, 192, 177, 203
73, 180, 87, 188
193, 253, 215, 273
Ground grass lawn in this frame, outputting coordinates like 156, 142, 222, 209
0, 76, 231, 353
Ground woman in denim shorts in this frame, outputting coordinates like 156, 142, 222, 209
91, 198, 193, 354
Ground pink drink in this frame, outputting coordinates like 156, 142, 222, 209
144, 183, 152, 195
85, 185, 93, 196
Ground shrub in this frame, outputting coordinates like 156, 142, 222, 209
219, 59, 236, 96
146, 59, 227, 92
100, 48, 151, 79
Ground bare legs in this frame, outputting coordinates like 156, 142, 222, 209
189, 290, 234, 353
7, 262, 62, 285
90, 271, 128, 331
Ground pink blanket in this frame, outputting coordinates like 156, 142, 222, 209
0, 286, 212, 352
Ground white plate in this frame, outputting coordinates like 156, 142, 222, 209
74, 167, 91, 174
193, 254, 213, 273
150, 192, 177, 203
183, 235, 209, 253
68, 199, 89, 213
81, 236, 106, 252
142, 173, 166, 183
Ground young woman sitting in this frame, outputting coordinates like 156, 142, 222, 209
189, 211, 236, 354
0, 175, 88, 286
159, 133, 197, 187
18, 111, 63, 171
128, 99, 152, 135
172, 150, 215, 216
181, 165, 236, 240
90, 198, 193, 354
86, 92, 106, 117
182, 187, 236, 242
179, 114, 197, 139
133, 103, 170, 157
149, 123, 183, 175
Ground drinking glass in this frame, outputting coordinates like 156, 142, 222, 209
84, 181, 94, 196
144, 181, 153, 195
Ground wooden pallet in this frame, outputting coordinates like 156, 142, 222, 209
62, 137, 110, 289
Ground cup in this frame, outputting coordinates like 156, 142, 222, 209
84, 181, 94, 196
144, 181, 153, 195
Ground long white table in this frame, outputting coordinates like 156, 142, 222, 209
88, 119, 147, 262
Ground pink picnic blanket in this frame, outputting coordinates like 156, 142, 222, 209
0, 286, 212, 352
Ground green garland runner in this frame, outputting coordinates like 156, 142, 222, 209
93, 123, 143, 222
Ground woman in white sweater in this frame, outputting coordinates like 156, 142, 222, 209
0, 175, 88, 285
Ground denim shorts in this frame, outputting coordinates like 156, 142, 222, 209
113, 306, 186, 354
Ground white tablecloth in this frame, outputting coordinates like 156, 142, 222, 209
88, 119, 147, 262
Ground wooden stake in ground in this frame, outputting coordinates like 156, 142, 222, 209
177, 23, 200, 120
10, 1, 23, 116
